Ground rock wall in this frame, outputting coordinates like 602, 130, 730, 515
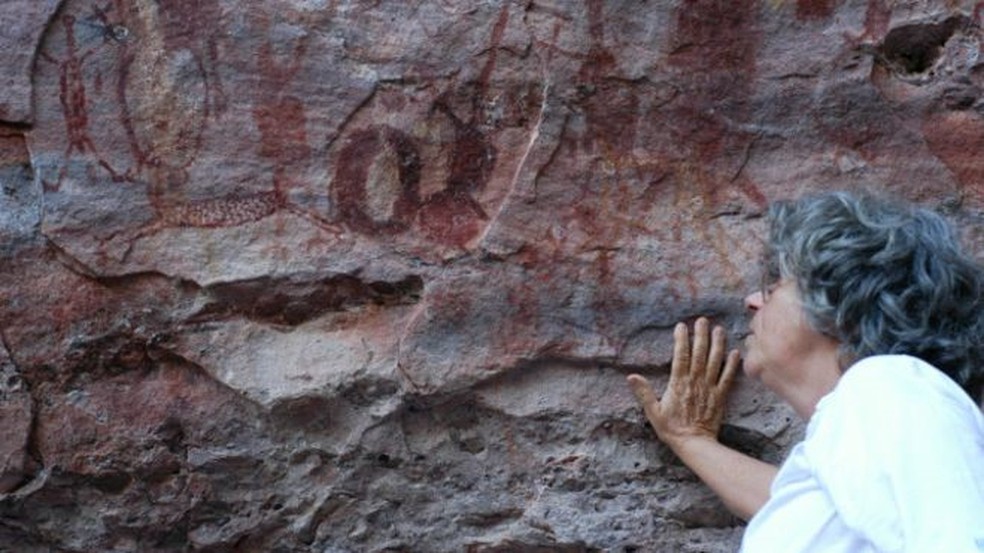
2, 1, 984, 551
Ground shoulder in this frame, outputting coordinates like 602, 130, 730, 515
833, 354, 975, 407
803, 358, 984, 551
842, 354, 944, 385
810, 354, 983, 442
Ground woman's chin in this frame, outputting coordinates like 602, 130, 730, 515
741, 356, 761, 379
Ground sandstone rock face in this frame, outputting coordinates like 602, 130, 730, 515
2, 0, 983, 551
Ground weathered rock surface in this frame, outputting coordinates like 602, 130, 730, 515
2, 0, 983, 551
0, 341, 32, 494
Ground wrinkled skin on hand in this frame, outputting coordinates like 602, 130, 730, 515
627, 317, 740, 447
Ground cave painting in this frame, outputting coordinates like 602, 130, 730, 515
329, 86, 502, 249
535, 0, 767, 300
326, 2, 546, 249
39, 12, 126, 188
33, 0, 546, 261
35, 0, 764, 278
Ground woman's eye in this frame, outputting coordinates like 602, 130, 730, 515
761, 280, 780, 300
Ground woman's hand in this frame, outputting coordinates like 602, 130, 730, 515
627, 317, 740, 449
626, 319, 776, 521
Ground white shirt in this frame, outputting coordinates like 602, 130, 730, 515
740, 355, 984, 552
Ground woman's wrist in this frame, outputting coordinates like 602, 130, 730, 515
661, 430, 719, 456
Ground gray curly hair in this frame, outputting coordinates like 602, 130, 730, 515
764, 191, 984, 400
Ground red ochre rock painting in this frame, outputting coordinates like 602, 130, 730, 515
3, 1, 984, 551
0, 0, 63, 124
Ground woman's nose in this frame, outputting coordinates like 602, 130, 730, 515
745, 291, 764, 310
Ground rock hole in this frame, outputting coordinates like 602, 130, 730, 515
89, 472, 133, 494
198, 273, 425, 326
375, 453, 401, 468
156, 418, 186, 455
877, 16, 967, 74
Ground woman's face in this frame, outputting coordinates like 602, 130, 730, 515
743, 279, 840, 392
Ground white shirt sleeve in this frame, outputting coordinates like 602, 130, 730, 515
804, 355, 984, 553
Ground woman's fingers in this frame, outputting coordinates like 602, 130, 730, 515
691, 317, 711, 374
626, 374, 655, 403
706, 325, 726, 384
628, 320, 742, 443
671, 322, 691, 381
718, 349, 741, 392
627, 374, 661, 420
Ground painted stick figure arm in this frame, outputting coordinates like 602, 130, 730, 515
626, 317, 777, 521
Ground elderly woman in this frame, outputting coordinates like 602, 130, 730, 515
627, 192, 984, 552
